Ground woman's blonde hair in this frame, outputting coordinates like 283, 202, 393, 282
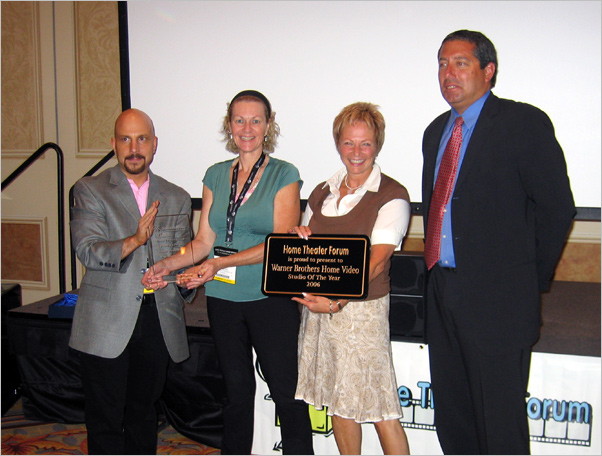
220, 92, 280, 154
332, 102, 385, 153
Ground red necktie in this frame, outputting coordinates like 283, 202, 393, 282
424, 116, 464, 270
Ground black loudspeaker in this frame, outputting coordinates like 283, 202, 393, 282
388, 253, 426, 343
2, 283, 22, 414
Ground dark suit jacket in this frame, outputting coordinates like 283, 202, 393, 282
422, 93, 575, 348
69, 165, 193, 362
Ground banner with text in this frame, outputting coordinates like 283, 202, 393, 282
251, 343, 600, 455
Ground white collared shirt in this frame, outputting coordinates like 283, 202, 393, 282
301, 164, 410, 248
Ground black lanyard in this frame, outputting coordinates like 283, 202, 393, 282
225, 153, 266, 244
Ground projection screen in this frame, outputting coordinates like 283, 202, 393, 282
125, 1, 601, 210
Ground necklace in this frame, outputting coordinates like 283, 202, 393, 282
344, 174, 362, 191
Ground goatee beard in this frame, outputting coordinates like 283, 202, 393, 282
124, 154, 146, 174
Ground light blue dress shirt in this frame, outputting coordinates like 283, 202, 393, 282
435, 91, 490, 267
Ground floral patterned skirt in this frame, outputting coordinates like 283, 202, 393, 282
295, 294, 403, 423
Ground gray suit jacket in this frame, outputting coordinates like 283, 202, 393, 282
69, 165, 192, 362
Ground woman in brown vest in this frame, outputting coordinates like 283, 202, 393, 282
292, 102, 411, 455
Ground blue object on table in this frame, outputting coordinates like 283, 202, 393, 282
48, 293, 78, 319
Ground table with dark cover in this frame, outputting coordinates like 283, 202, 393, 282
6, 289, 225, 449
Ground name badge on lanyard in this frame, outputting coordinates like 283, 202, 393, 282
213, 246, 238, 284
218, 153, 265, 285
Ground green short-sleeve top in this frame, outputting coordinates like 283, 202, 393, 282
203, 156, 302, 302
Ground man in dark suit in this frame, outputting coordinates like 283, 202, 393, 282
69, 109, 193, 454
422, 30, 575, 454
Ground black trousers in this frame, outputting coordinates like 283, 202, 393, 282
78, 294, 170, 455
426, 265, 532, 455
207, 295, 314, 455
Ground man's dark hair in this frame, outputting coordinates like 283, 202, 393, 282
440, 30, 498, 87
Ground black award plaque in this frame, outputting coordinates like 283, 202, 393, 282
261, 233, 370, 299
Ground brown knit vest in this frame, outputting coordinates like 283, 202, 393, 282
307, 173, 410, 300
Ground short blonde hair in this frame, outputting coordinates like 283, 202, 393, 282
332, 102, 385, 153
220, 94, 280, 154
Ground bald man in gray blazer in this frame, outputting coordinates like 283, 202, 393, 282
69, 109, 193, 454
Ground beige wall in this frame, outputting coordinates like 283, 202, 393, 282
2, 2, 121, 304
402, 216, 600, 283
1, 2, 599, 306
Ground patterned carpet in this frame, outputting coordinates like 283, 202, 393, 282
1, 399, 220, 455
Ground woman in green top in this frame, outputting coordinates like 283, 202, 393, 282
144, 90, 313, 455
